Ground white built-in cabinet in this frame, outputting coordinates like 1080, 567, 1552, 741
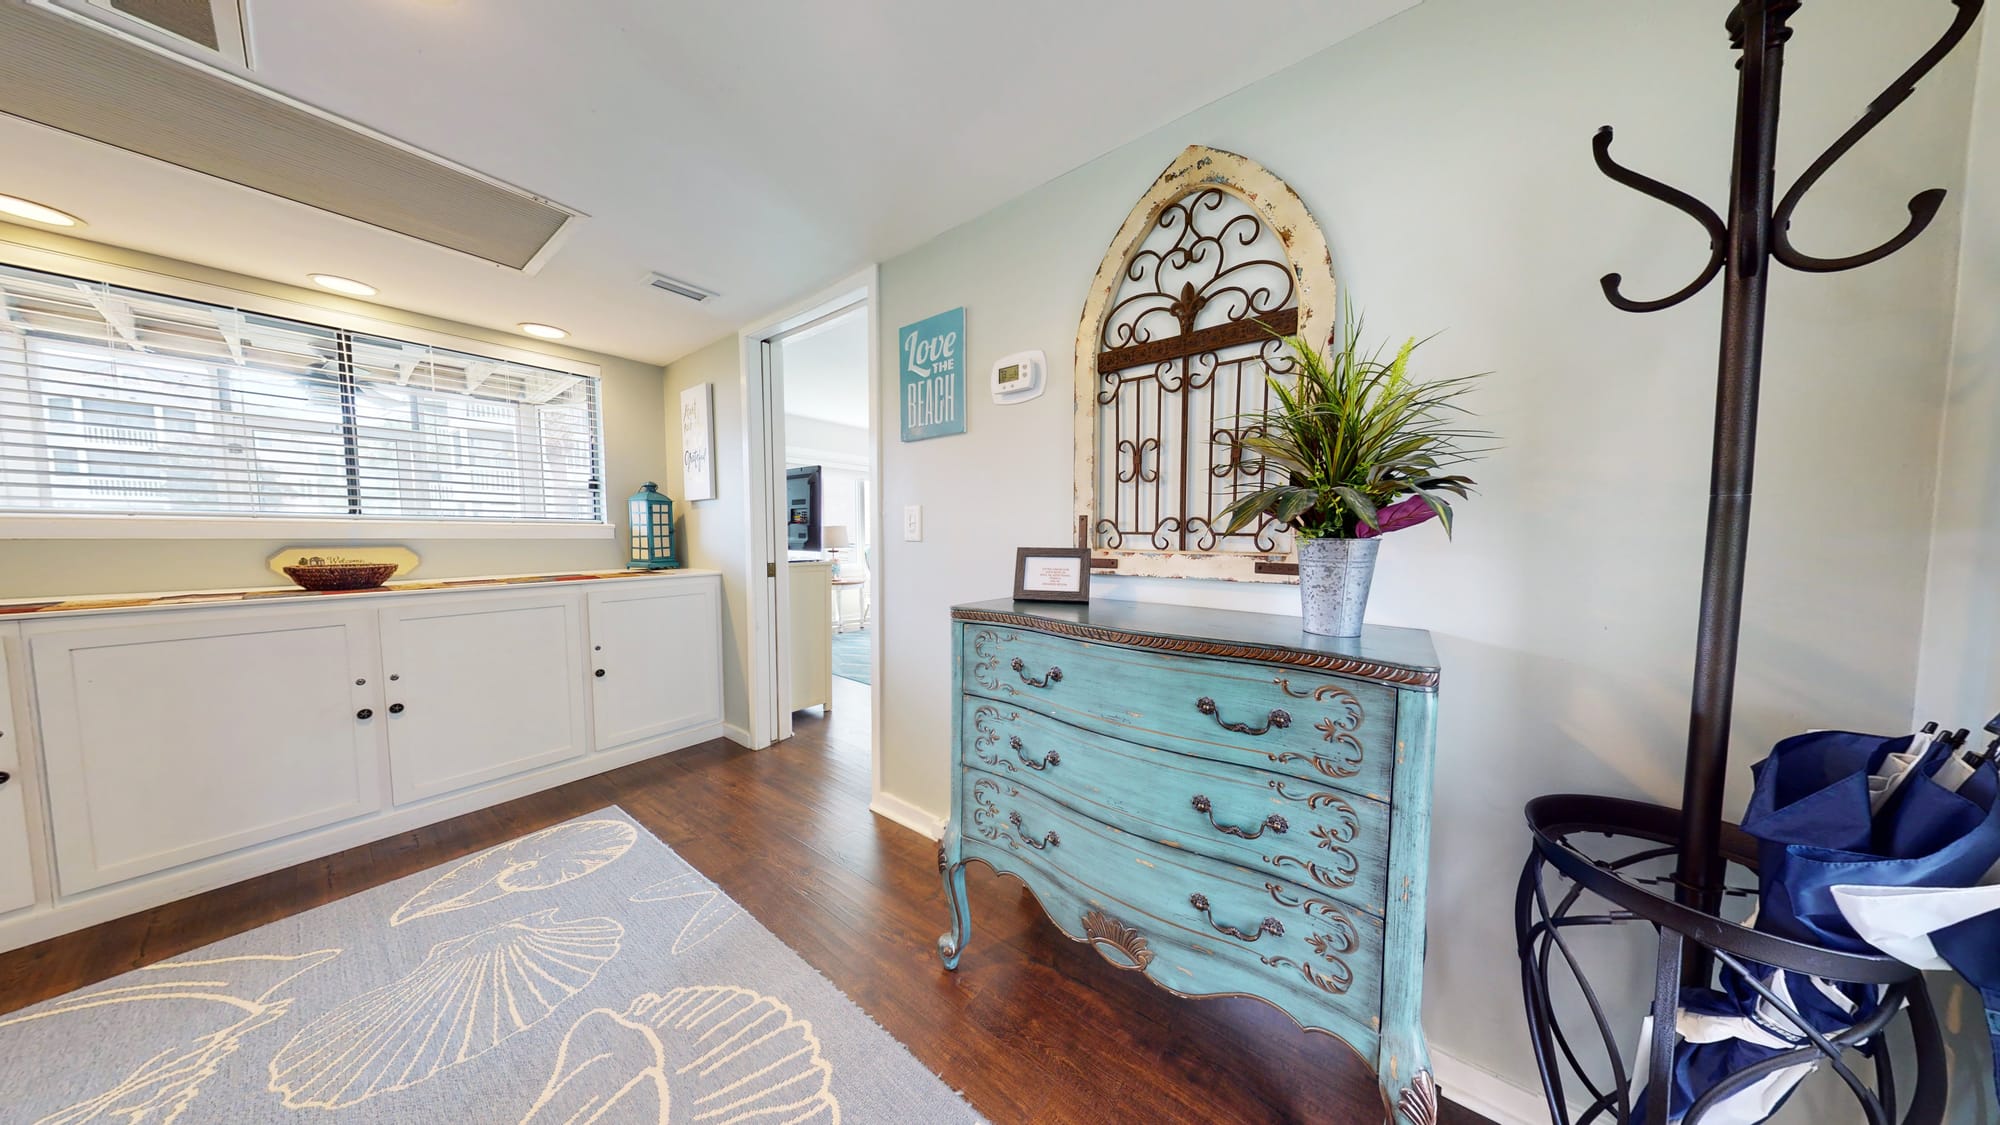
587, 581, 724, 748
0, 570, 723, 951
380, 592, 588, 804
33, 610, 383, 894
0, 643, 34, 916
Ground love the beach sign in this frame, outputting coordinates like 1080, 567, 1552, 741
899, 307, 966, 442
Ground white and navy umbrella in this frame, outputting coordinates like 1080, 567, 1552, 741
1633, 724, 2000, 1124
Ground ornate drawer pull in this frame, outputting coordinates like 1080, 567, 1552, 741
1195, 697, 1290, 736
1009, 735, 1060, 770
1188, 893, 1284, 942
1007, 811, 1060, 850
1190, 795, 1288, 839
1010, 657, 1062, 689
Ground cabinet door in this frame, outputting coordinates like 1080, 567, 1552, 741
381, 592, 587, 803
588, 579, 722, 750
32, 611, 383, 894
0, 640, 35, 914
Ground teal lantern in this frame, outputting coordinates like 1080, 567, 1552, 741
626, 482, 679, 570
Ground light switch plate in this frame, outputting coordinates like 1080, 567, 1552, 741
903, 505, 923, 541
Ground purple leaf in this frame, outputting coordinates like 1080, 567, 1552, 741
1355, 496, 1438, 539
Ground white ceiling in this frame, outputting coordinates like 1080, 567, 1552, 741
781, 306, 870, 430
0, 0, 1418, 365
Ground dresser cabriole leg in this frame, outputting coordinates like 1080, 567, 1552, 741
937, 832, 972, 970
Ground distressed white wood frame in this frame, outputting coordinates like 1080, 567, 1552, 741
1072, 145, 1337, 583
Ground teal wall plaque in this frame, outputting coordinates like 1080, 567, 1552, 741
899, 307, 966, 442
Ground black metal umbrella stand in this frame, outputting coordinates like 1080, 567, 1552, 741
1514, 4, 1984, 1123
1518, 796, 1947, 1125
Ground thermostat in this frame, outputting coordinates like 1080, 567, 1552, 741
991, 350, 1046, 404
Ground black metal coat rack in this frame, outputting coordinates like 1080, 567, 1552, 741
1517, 3, 1984, 1123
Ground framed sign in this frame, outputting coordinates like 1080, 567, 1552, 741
680, 382, 716, 501
899, 307, 966, 442
1014, 547, 1091, 603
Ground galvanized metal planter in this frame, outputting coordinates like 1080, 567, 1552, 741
1298, 537, 1378, 637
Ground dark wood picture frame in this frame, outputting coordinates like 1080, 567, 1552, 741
1013, 547, 1092, 603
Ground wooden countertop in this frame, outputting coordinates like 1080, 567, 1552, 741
0, 568, 721, 620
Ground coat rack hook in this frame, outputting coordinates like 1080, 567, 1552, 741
1592, 126, 1728, 313
1771, 0, 1982, 274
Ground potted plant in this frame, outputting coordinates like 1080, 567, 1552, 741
1219, 308, 1489, 636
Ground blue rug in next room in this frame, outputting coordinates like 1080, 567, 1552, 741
0, 809, 978, 1123
832, 627, 871, 684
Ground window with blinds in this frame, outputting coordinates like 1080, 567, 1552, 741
0, 263, 604, 524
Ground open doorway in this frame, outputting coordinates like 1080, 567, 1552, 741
736, 267, 882, 810
776, 304, 873, 764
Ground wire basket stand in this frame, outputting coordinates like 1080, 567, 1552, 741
1518, 795, 1947, 1125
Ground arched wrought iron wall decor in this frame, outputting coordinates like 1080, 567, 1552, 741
1072, 145, 1337, 582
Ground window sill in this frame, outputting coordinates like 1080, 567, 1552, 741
0, 515, 615, 541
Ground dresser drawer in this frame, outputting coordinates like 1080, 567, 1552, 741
962, 697, 1390, 915
963, 771, 1384, 1035
963, 624, 1399, 801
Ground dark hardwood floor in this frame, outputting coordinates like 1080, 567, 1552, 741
0, 675, 1494, 1124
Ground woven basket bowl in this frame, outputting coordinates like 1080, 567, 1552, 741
283, 563, 398, 591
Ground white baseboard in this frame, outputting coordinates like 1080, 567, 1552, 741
1432, 1045, 1548, 1125
0, 722, 721, 954
722, 721, 755, 748
869, 790, 945, 840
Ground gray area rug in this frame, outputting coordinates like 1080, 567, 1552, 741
2, 808, 980, 1123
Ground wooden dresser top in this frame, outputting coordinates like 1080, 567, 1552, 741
952, 598, 1439, 690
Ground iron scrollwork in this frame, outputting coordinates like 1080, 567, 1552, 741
1090, 184, 1301, 559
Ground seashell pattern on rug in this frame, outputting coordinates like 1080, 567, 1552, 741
391, 819, 638, 926
521, 985, 840, 1124
4, 949, 341, 1125
630, 872, 743, 954
268, 909, 622, 1109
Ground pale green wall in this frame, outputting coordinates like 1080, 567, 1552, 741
662, 334, 753, 737
869, 0, 1987, 1114
1920, 13, 2000, 730
0, 222, 669, 598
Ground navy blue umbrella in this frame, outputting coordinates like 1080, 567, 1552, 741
1634, 725, 2000, 1124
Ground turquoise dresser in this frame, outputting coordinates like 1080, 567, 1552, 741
937, 599, 1440, 1125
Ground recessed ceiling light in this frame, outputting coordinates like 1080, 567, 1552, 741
0, 194, 82, 228
518, 322, 568, 340
309, 274, 378, 297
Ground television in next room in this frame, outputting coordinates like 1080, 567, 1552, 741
786, 465, 822, 552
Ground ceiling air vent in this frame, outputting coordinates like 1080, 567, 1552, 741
1, 0, 584, 273
72, 0, 250, 67
646, 272, 719, 303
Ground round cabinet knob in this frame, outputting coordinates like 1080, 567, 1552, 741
594, 668, 607, 678
356, 708, 373, 721
0, 770, 9, 786
388, 703, 406, 714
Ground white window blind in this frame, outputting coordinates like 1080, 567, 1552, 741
0, 263, 603, 523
